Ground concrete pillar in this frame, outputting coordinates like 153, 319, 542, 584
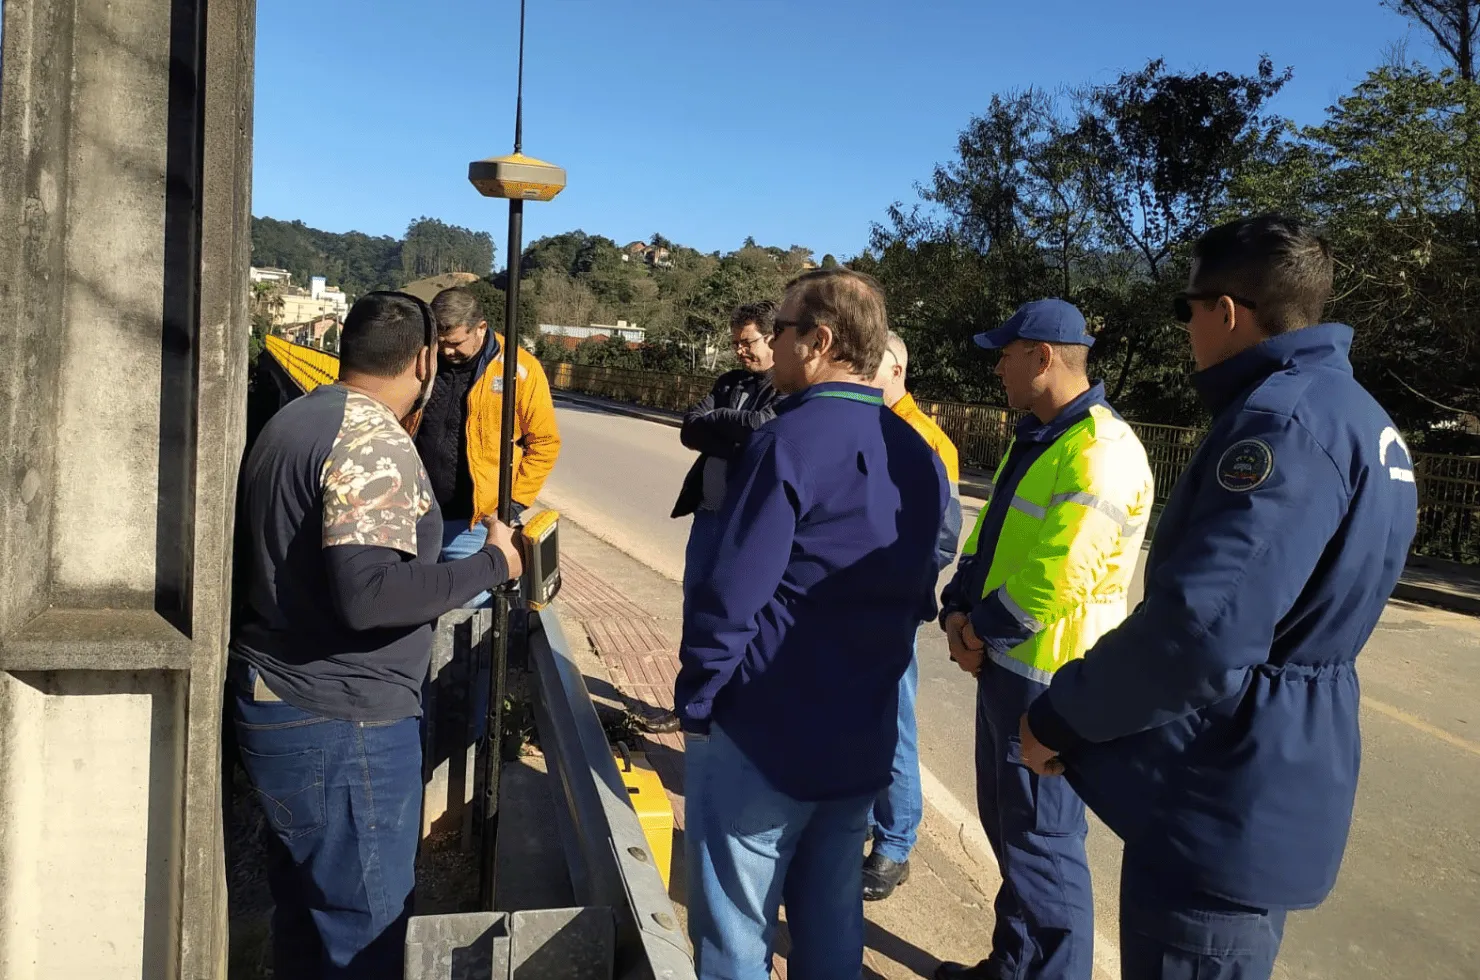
0, 0, 254, 975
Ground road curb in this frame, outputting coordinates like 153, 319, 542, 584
1390, 582, 1480, 617
554, 391, 682, 429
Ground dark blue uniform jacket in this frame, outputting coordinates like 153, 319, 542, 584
1028, 324, 1418, 909
674, 382, 953, 802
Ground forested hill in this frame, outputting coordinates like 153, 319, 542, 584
250, 216, 496, 299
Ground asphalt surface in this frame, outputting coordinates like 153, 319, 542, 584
538, 402, 1480, 980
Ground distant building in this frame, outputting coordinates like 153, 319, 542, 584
539, 320, 646, 344
544, 333, 642, 353
619, 242, 672, 268
250, 266, 293, 285
271, 276, 349, 326
281, 315, 340, 349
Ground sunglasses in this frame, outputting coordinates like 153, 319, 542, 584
1173, 291, 1259, 325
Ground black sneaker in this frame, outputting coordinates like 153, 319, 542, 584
861, 851, 910, 901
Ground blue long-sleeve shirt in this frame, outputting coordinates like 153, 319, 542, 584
674, 381, 950, 802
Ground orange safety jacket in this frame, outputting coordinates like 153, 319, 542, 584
412, 336, 561, 514
891, 392, 961, 483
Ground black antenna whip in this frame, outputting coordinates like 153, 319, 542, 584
513, 0, 526, 154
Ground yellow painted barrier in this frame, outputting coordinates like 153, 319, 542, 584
616, 747, 674, 889
264, 334, 340, 393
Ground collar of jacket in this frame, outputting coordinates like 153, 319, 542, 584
1192, 323, 1355, 416
470, 328, 507, 385
779, 380, 885, 414
1014, 381, 1109, 444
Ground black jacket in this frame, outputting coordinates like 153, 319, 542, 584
414, 336, 488, 520
671, 368, 780, 518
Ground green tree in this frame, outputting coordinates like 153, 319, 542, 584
248, 311, 273, 366
861, 59, 1290, 419
1237, 64, 1480, 443
401, 216, 495, 279
251, 217, 403, 298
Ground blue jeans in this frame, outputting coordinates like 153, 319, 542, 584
1119, 853, 1287, 980
868, 638, 921, 863
441, 520, 494, 609
682, 508, 723, 614
685, 724, 872, 980
438, 507, 522, 743
229, 661, 424, 980
976, 658, 1094, 980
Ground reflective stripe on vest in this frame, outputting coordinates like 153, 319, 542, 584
962, 404, 1152, 680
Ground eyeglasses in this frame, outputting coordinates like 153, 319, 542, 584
1173, 291, 1259, 325
732, 336, 766, 353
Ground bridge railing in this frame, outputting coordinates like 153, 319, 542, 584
541, 359, 1480, 565
264, 334, 339, 392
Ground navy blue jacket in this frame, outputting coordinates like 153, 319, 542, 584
1028, 324, 1418, 909
674, 382, 951, 802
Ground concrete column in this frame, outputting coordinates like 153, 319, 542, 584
0, 0, 253, 975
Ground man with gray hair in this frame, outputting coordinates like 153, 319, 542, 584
863, 331, 962, 900
676, 269, 951, 978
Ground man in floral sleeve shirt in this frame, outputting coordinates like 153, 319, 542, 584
230, 292, 522, 980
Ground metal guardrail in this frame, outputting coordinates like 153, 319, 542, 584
407, 603, 694, 980
542, 359, 1480, 564
529, 609, 696, 980
406, 609, 694, 980
264, 334, 339, 392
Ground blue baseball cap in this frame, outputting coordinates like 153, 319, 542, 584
973, 298, 1095, 350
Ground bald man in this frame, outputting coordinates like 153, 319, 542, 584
863, 331, 963, 899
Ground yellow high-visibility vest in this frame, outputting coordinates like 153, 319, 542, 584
962, 403, 1154, 683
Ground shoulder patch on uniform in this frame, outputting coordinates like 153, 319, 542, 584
1379, 426, 1415, 483
1217, 438, 1274, 492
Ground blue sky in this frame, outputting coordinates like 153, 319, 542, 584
252, 0, 1424, 265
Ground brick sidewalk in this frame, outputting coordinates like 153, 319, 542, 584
559, 554, 904, 980
559, 556, 687, 826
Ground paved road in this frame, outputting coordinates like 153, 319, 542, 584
538, 402, 1480, 980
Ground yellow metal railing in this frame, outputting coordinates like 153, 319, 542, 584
265, 335, 339, 393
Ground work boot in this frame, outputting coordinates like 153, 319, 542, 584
933, 961, 997, 980
635, 708, 681, 735
861, 851, 910, 901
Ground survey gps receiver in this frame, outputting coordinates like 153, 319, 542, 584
517, 509, 562, 609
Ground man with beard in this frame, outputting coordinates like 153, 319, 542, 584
413, 285, 560, 606
230, 291, 523, 980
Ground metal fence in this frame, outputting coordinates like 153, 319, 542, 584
542, 360, 1480, 564
543, 361, 714, 415
265, 334, 339, 392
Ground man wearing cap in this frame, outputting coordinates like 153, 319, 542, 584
934, 299, 1154, 980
